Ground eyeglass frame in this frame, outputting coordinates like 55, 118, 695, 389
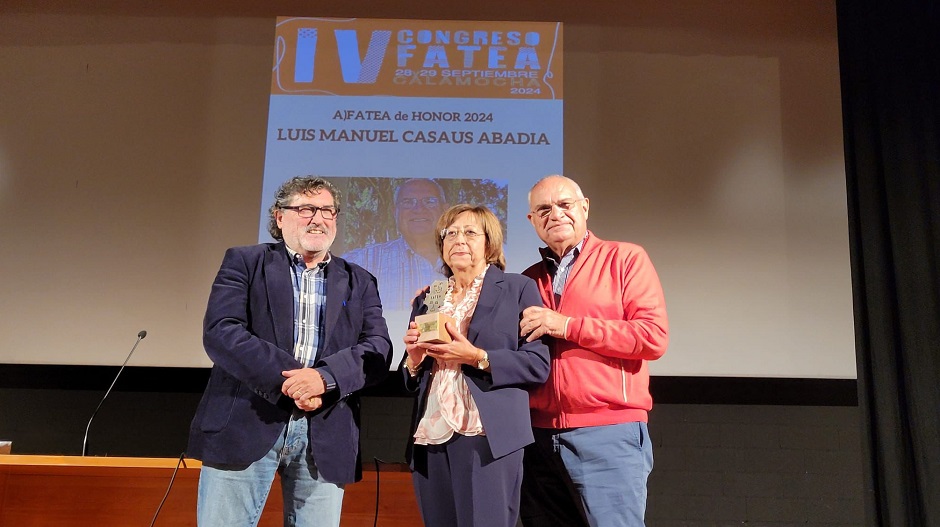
530, 198, 587, 219
279, 204, 340, 220
440, 227, 485, 241
397, 196, 442, 210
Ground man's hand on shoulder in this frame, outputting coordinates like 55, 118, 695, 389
409, 285, 430, 309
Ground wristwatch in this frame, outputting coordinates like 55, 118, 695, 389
476, 350, 490, 370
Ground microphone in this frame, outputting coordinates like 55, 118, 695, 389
82, 330, 147, 456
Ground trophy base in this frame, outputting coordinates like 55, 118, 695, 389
415, 312, 456, 344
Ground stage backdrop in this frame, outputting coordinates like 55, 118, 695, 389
0, 4, 854, 379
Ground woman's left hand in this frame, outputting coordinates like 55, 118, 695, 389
424, 321, 485, 366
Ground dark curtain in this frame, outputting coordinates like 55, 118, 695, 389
837, 2, 940, 525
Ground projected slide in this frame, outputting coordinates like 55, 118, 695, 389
258, 17, 563, 367
327, 177, 508, 311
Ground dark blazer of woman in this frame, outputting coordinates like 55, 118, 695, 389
403, 265, 550, 464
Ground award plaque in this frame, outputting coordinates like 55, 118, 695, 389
416, 280, 455, 344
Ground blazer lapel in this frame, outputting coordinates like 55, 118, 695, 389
467, 266, 505, 344
323, 257, 350, 356
265, 243, 294, 352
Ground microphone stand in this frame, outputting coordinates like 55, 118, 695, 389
82, 330, 147, 456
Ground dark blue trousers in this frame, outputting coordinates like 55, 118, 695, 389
412, 434, 524, 527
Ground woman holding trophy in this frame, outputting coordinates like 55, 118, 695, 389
401, 204, 550, 527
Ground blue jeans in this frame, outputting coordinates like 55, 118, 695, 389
197, 414, 345, 527
521, 422, 653, 527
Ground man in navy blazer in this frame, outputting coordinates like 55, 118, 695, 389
188, 176, 392, 527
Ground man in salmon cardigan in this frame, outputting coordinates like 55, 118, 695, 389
519, 174, 669, 527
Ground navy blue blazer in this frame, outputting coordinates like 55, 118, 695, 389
187, 242, 392, 484
404, 266, 550, 462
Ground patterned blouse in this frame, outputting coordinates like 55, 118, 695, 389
413, 265, 490, 445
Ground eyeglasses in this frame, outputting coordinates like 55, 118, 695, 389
280, 204, 339, 219
397, 197, 441, 210
531, 198, 586, 219
441, 227, 484, 241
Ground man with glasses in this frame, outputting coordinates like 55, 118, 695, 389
518, 175, 669, 527
188, 176, 392, 526
344, 178, 447, 310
